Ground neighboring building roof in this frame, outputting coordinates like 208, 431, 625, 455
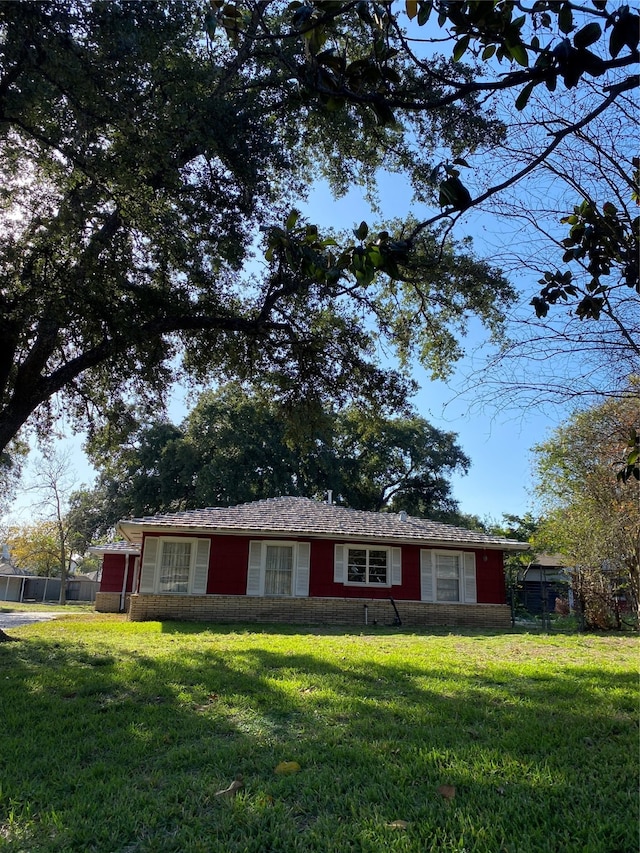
117, 496, 529, 551
89, 542, 141, 556
81, 569, 103, 583
68, 573, 101, 582
531, 553, 568, 568
0, 560, 29, 576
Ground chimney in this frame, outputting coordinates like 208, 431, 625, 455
327, 490, 333, 505
399, 510, 407, 522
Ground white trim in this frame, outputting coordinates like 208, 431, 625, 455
295, 542, 311, 597
420, 549, 434, 602
334, 544, 346, 583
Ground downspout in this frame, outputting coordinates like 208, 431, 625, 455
20, 576, 25, 602
132, 556, 141, 594
120, 553, 131, 613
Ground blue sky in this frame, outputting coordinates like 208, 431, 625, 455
291, 180, 568, 522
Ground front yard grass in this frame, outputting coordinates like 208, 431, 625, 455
0, 617, 637, 853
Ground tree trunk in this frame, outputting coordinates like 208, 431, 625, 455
0, 628, 18, 642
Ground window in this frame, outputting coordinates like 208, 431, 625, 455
138, 537, 211, 595
247, 541, 310, 597
159, 541, 192, 593
264, 545, 293, 596
435, 553, 460, 602
347, 547, 388, 585
420, 549, 476, 604
334, 544, 401, 588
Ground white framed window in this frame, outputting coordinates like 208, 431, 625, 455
420, 549, 476, 603
139, 537, 210, 595
159, 540, 192, 592
347, 546, 389, 585
247, 541, 310, 597
334, 544, 402, 588
265, 544, 294, 595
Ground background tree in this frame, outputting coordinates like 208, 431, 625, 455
487, 513, 540, 621
460, 87, 638, 415
328, 405, 469, 515
533, 392, 640, 628
4, 520, 61, 577
70, 383, 472, 538
20, 450, 88, 603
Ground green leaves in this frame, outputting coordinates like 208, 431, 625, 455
535, 193, 639, 321
558, 2, 574, 35
439, 176, 472, 211
617, 429, 640, 483
574, 22, 602, 50
515, 81, 536, 111
353, 221, 368, 241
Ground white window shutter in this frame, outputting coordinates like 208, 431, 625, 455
391, 547, 402, 585
247, 541, 263, 596
334, 544, 345, 583
295, 542, 311, 597
139, 538, 158, 593
463, 552, 477, 603
420, 549, 434, 602
192, 539, 210, 595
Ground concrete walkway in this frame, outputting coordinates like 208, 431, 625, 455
0, 611, 66, 629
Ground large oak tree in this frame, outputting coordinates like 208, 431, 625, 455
69, 383, 471, 536
1, 1, 636, 483
0, 1, 510, 463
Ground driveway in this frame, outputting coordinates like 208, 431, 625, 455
0, 612, 66, 630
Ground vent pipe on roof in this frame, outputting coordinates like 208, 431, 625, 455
327, 490, 333, 505
399, 510, 408, 522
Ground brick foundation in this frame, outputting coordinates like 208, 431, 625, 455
95, 592, 131, 613
126, 593, 511, 628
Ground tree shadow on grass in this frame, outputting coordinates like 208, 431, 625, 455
0, 626, 636, 853
158, 619, 518, 638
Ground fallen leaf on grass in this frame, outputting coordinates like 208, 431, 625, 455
275, 761, 301, 775
195, 694, 219, 712
386, 820, 409, 829
437, 784, 456, 800
214, 774, 244, 798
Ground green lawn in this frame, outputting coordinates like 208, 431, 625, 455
0, 617, 637, 853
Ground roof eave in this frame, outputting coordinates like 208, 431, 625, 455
116, 520, 529, 552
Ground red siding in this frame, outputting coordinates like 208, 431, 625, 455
99, 553, 135, 593
309, 539, 422, 600
476, 549, 507, 603
136, 533, 508, 604
208, 535, 249, 594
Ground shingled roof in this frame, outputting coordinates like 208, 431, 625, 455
88, 542, 141, 556
117, 496, 528, 551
